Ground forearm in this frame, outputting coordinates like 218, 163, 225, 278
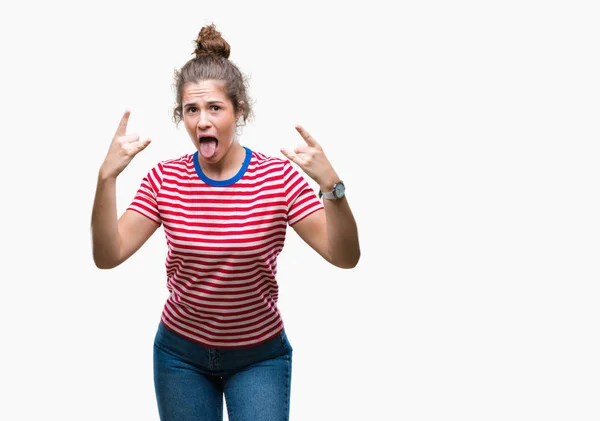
91, 174, 121, 269
281, 125, 360, 268
324, 197, 360, 268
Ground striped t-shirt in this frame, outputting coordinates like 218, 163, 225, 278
127, 147, 324, 348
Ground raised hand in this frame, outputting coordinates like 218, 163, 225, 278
280, 125, 340, 191
99, 110, 151, 179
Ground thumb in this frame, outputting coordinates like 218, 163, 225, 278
137, 138, 152, 152
280, 148, 295, 162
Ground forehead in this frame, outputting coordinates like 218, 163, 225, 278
182, 80, 228, 103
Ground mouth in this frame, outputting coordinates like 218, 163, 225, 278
198, 135, 218, 159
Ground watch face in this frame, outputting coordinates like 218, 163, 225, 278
334, 182, 345, 198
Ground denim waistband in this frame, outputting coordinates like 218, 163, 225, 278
153, 321, 293, 377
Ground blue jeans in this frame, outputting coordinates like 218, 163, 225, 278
153, 321, 293, 421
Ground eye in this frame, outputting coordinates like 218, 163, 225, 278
210, 105, 221, 112
186, 106, 198, 113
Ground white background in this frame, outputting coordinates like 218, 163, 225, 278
1, 0, 599, 420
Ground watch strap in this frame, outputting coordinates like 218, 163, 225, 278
319, 180, 344, 200
319, 189, 335, 199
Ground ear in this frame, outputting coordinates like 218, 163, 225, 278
236, 100, 245, 120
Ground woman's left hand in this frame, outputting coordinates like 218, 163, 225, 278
281, 125, 340, 191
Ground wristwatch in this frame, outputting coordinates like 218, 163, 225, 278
319, 181, 345, 200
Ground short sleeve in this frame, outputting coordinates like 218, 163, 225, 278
282, 161, 324, 225
126, 163, 163, 225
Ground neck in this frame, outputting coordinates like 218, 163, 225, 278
199, 141, 246, 180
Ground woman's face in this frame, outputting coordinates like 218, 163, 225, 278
182, 79, 239, 164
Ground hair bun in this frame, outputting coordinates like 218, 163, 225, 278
194, 24, 230, 59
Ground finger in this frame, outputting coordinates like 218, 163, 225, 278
281, 148, 307, 167
295, 125, 318, 147
128, 138, 152, 157
280, 148, 301, 165
294, 144, 311, 154
114, 110, 131, 138
280, 148, 295, 161
118, 134, 140, 144
137, 138, 152, 152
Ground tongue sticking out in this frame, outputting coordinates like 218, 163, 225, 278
199, 138, 217, 159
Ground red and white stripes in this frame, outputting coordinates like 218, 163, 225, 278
128, 149, 323, 347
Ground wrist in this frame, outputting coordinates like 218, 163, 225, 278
318, 173, 340, 192
319, 179, 345, 200
98, 168, 117, 183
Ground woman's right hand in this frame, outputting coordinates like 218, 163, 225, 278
99, 110, 152, 180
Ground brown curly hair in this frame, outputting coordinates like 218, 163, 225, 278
172, 24, 253, 127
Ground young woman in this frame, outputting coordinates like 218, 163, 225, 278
91, 24, 360, 421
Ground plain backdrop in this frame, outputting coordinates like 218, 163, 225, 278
1, 0, 599, 420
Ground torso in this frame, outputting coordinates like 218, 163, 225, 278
128, 148, 323, 348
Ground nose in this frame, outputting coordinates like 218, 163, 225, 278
197, 111, 212, 130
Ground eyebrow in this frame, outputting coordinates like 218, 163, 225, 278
183, 100, 225, 108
